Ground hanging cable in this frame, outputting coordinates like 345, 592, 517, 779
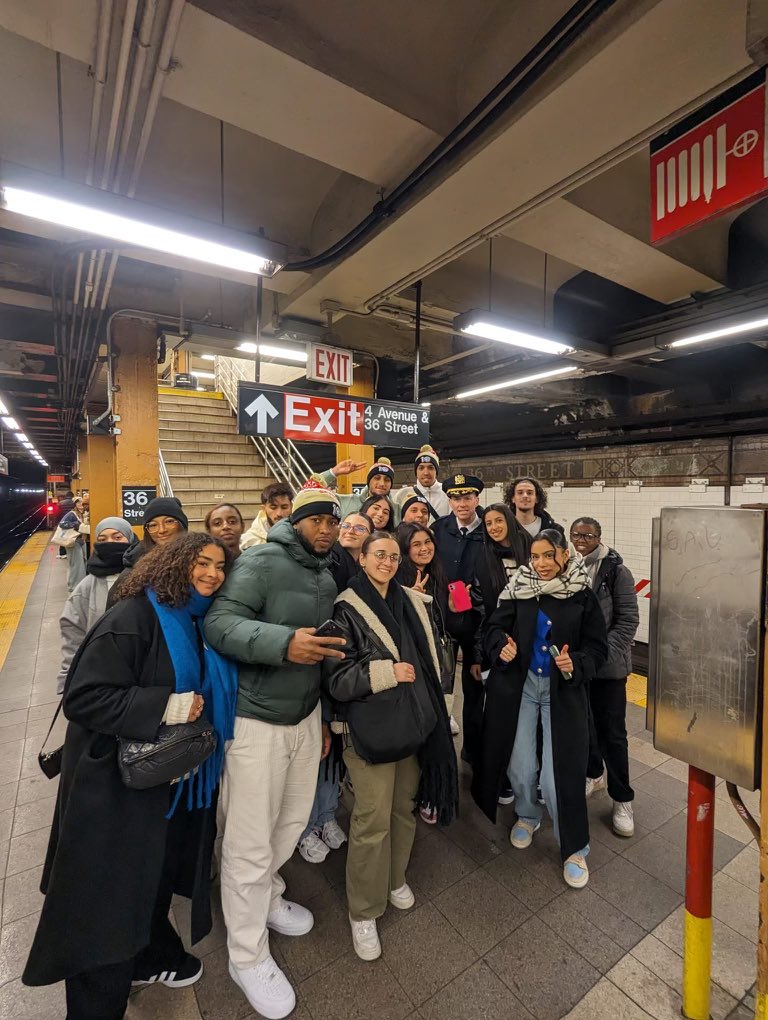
282, 0, 618, 272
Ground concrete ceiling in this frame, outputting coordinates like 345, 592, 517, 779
0, 0, 765, 467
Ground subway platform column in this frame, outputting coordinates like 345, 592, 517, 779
335, 364, 374, 495
111, 317, 159, 534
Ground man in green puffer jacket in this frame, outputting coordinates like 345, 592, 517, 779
204, 486, 345, 1019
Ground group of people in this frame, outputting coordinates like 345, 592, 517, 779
25, 447, 639, 1020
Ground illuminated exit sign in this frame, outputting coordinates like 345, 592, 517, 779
307, 342, 353, 387
650, 70, 768, 244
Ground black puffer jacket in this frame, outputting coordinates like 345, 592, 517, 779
592, 548, 639, 679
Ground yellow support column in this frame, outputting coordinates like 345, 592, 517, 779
335, 366, 374, 495
112, 317, 159, 535
87, 434, 117, 533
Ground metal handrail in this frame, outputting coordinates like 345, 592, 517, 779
213, 356, 314, 492
158, 449, 174, 497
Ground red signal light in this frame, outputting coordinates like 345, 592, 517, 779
46, 504, 55, 513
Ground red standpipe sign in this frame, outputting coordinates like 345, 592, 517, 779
650, 70, 768, 244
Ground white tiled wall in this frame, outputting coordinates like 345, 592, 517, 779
545, 486, 728, 642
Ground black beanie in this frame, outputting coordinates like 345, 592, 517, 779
142, 497, 189, 530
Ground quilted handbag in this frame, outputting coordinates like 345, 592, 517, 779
117, 717, 216, 790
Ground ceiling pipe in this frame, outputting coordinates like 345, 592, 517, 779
282, 0, 618, 273
114, 0, 159, 189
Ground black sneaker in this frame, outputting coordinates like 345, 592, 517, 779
132, 953, 203, 988
497, 786, 515, 806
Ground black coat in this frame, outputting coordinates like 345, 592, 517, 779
471, 589, 608, 860
328, 543, 360, 592
432, 514, 484, 644
23, 596, 215, 986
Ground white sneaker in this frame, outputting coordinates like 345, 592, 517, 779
612, 801, 635, 837
449, 716, 460, 736
585, 774, 606, 798
266, 896, 314, 936
228, 956, 295, 1020
321, 819, 347, 850
349, 915, 381, 960
389, 883, 415, 910
510, 819, 540, 849
298, 831, 330, 864
563, 854, 590, 889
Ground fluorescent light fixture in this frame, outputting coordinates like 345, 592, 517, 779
454, 309, 573, 356
200, 353, 216, 361
668, 315, 768, 349
0, 161, 285, 278
193, 370, 216, 380
0, 399, 7, 415
421, 402, 431, 408
16, 432, 29, 442
456, 365, 574, 399
236, 342, 308, 363
2, 416, 19, 430
21, 442, 33, 449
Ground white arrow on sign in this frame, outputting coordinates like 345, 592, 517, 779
245, 393, 279, 432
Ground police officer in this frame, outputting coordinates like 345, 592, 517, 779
432, 474, 485, 764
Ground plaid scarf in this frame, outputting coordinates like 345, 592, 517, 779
500, 547, 590, 602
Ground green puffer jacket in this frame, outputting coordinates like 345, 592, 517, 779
203, 518, 337, 725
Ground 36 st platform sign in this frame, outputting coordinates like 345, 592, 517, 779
237, 382, 430, 450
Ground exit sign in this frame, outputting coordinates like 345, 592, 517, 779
307, 343, 353, 387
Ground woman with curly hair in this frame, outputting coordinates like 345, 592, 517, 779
504, 476, 565, 540
24, 534, 238, 1020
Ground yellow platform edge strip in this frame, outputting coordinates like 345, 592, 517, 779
682, 910, 712, 1020
158, 387, 224, 400
0, 531, 51, 671
627, 673, 647, 708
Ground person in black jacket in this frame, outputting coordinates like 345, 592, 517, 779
396, 522, 457, 746
24, 533, 238, 1020
504, 476, 565, 540
472, 529, 607, 890
324, 531, 457, 962
432, 474, 485, 764
571, 517, 640, 837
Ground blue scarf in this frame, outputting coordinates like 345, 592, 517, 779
146, 587, 238, 816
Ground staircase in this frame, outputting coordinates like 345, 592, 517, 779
158, 389, 276, 530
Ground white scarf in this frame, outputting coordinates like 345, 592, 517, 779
499, 547, 590, 602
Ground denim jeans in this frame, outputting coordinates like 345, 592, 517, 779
508, 669, 589, 858
300, 762, 340, 840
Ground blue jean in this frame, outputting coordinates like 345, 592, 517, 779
300, 763, 340, 839
508, 669, 589, 858
66, 541, 86, 592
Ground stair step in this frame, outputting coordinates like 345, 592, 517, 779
159, 429, 248, 445
159, 415, 237, 429
172, 487, 268, 503
180, 502, 262, 520
163, 462, 268, 477
158, 398, 232, 412
163, 451, 263, 465
168, 473, 270, 489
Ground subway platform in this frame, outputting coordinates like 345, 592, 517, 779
0, 537, 758, 1020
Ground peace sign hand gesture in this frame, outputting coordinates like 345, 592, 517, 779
412, 569, 430, 594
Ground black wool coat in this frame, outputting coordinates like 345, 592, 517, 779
471, 589, 608, 861
432, 514, 484, 644
23, 596, 216, 987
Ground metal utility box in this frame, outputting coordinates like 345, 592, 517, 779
649, 506, 765, 790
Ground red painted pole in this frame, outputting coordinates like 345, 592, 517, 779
683, 765, 715, 1019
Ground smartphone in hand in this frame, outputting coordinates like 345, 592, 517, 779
315, 619, 345, 639
448, 581, 473, 613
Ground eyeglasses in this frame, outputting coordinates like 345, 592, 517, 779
371, 550, 401, 563
570, 532, 598, 541
340, 523, 370, 535
146, 518, 181, 533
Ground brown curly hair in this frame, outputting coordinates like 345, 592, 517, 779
117, 533, 231, 607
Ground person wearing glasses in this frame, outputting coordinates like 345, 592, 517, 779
108, 498, 189, 606
570, 517, 639, 837
473, 529, 607, 889
324, 531, 457, 961
329, 512, 373, 591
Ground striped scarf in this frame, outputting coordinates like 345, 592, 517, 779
500, 547, 590, 602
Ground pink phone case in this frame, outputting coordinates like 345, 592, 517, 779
448, 581, 472, 612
